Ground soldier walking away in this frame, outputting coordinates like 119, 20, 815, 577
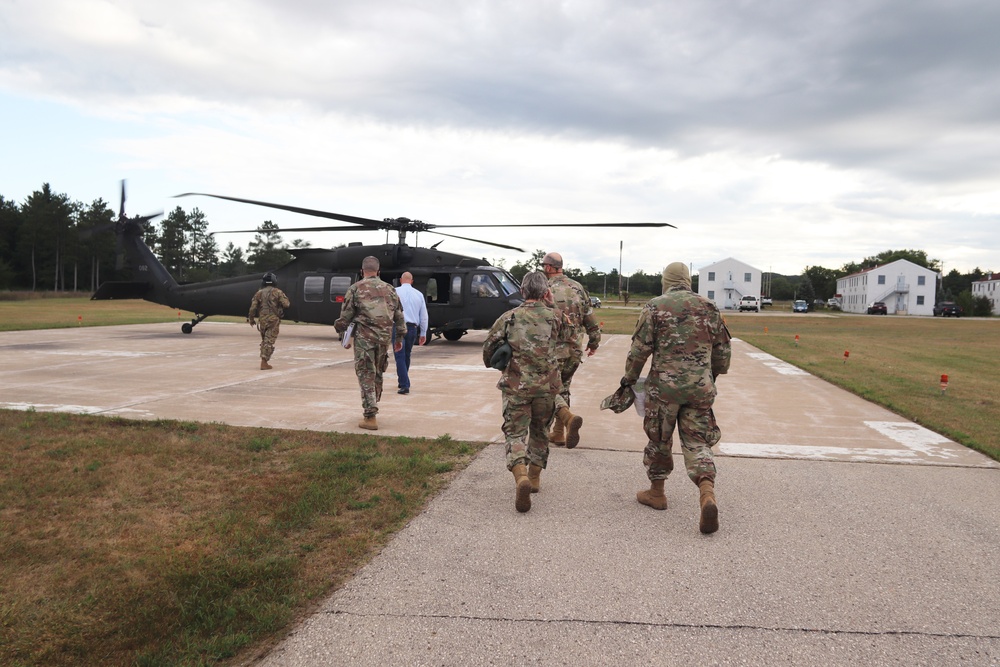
620, 262, 731, 534
393, 271, 428, 395
248, 272, 290, 370
334, 256, 406, 430
542, 252, 601, 448
483, 272, 563, 513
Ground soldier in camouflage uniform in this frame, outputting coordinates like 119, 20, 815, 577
483, 271, 563, 513
334, 257, 406, 431
620, 262, 731, 534
542, 252, 601, 448
248, 272, 291, 370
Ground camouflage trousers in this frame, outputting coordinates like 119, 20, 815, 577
554, 352, 582, 407
353, 340, 389, 417
501, 393, 556, 470
258, 315, 281, 361
642, 398, 721, 485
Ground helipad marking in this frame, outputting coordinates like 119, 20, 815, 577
745, 352, 809, 375
419, 364, 495, 373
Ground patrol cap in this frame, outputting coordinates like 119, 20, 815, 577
489, 341, 512, 370
600, 385, 635, 414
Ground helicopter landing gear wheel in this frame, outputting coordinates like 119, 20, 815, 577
443, 330, 465, 341
181, 314, 208, 334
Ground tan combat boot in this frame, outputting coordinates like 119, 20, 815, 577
511, 463, 532, 512
260, 358, 272, 370
548, 418, 566, 446
358, 416, 378, 430
637, 478, 668, 510
698, 479, 719, 534
527, 463, 543, 493
557, 407, 583, 449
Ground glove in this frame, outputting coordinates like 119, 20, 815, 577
248, 318, 256, 328
620, 376, 635, 388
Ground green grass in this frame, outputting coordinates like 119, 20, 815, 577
0, 293, 243, 331
0, 411, 483, 667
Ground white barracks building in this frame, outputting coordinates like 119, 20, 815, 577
972, 273, 1000, 315
697, 258, 763, 310
836, 259, 938, 316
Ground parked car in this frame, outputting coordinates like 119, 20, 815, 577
792, 299, 808, 313
589, 296, 601, 308
760, 296, 773, 307
826, 298, 840, 308
738, 295, 760, 312
933, 301, 962, 317
867, 301, 888, 315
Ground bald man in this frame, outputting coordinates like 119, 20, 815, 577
393, 271, 429, 395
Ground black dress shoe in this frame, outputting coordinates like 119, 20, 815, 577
398, 388, 409, 394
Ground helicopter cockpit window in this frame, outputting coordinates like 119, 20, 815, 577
491, 271, 518, 297
471, 273, 500, 298
303, 276, 325, 302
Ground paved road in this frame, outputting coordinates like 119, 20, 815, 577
4, 323, 998, 666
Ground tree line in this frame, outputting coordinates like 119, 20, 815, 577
1, 184, 993, 315
0, 183, 309, 291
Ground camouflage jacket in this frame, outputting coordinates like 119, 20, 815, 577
333, 276, 406, 346
548, 273, 601, 359
483, 301, 563, 398
624, 286, 731, 404
248, 286, 290, 320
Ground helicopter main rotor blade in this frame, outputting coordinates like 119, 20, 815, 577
211, 225, 362, 234
426, 230, 525, 252
439, 222, 677, 229
174, 193, 385, 229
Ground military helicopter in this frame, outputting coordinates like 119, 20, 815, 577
92, 186, 675, 339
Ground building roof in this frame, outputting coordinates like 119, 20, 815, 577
838, 258, 939, 281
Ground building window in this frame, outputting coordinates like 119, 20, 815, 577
708, 290, 715, 300
917, 296, 925, 305
917, 275, 926, 286
708, 272, 715, 281
878, 275, 886, 285
744, 272, 751, 282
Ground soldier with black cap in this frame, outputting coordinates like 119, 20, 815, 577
248, 271, 290, 370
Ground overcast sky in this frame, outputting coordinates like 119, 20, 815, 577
2, 0, 998, 277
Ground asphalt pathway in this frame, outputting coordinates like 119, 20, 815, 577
3, 323, 998, 666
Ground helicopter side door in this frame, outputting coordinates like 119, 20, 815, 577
295, 272, 354, 325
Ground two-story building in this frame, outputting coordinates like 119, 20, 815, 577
972, 273, 1000, 315
697, 258, 762, 310
836, 259, 938, 316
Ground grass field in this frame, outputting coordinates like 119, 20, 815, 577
1, 295, 997, 665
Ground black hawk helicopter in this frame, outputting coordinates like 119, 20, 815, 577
91, 185, 675, 339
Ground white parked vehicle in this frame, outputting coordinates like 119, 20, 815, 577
738, 295, 760, 312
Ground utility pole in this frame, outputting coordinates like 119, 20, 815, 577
618, 241, 623, 296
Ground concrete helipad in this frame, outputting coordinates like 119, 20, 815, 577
4, 323, 999, 665
1, 322, 994, 468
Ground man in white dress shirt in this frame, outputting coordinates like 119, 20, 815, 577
393, 272, 429, 394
